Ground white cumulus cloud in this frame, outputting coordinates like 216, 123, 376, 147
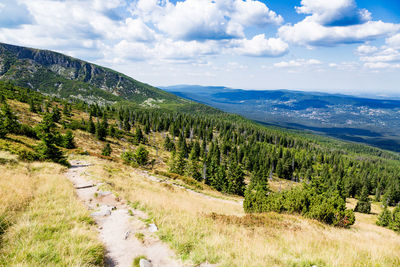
386, 33, 400, 49
356, 45, 378, 55
279, 0, 400, 47
232, 34, 288, 57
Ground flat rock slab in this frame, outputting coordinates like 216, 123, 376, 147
91, 205, 112, 217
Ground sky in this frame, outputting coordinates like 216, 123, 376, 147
0, 0, 400, 97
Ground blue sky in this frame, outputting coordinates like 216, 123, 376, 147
0, 0, 400, 96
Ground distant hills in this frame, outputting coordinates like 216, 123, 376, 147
163, 85, 400, 152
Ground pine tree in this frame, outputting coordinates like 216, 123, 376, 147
62, 130, 75, 149
51, 106, 61, 123
88, 115, 96, 134
185, 148, 201, 181
102, 143, 112, 156
377, 206, 392, 227
135, 145, 149, 166
0, 118, 6, 139
226, 161, 245, 196
0, 102, 20, 138
212, 166, 227, 191
354, 187, 371, 214
29, 99, 37, 113
95, 119, 107, 141
164, 135, 175, 151
63, 103, 71, 117
171, 150, 186, 175
134, 127, 145, 144
123, 116, 131, 131
35, 113, 68, 166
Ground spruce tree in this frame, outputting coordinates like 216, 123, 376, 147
354, 185, 371, 213
62, 130, 76, 149
171, 150, 186, 175
95, 119, 107, 141
134, 127, 145, 144
35, 113, 68, 166
377, 206, 392, 227
135, 145, 149, 166
102, 143, 112, 156
88, 115, 96, 134
29, 99, 37, 113
164, 135, 175, 151
1, 102, 19, 135
51, 106, 61, 123
185, 148, 201, 181
226, 161, 245, 196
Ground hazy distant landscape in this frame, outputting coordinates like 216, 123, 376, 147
164, 85, 400, 152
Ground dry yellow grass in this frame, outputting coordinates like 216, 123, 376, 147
0, 151, 35, 234
0, 152, 104, 266
77, 154, 400, 267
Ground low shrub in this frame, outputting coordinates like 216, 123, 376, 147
244, 179, 355, 227
354, 200, 371, 214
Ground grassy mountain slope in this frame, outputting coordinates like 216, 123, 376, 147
0, 82, 399, 266
0, 42, 190, 108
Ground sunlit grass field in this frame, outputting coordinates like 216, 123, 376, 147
0, 151, 104, 266
81, 154, 400, 267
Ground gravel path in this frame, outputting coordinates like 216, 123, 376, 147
66, 160, 183, 267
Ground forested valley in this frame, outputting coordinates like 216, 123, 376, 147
1, 80, 400, 231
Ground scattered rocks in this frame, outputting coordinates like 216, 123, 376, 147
91, 205, 112, 217
148, 223, 158, 232
67, 160, 182, 267
139, 258, 153, 267
97, 191, 112, 196
124, 231, 130, 240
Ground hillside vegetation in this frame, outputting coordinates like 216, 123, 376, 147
0, 62, 400, 264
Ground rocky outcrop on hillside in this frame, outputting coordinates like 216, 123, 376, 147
0, 42, 178, 104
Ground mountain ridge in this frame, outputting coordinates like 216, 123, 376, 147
0, 42, 182, 106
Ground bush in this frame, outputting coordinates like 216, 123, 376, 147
121, 146, 149, 166
121, 151, 136, 165
17, 149, 40, 162
354, 200, 371, 214
391, 206, 400, 232
244, 178, 356, 227
377, 207, 392, 227
101, 143, 112, 156
17, 124, 38, 139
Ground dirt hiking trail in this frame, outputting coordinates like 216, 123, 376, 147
66, 160, 183, 267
